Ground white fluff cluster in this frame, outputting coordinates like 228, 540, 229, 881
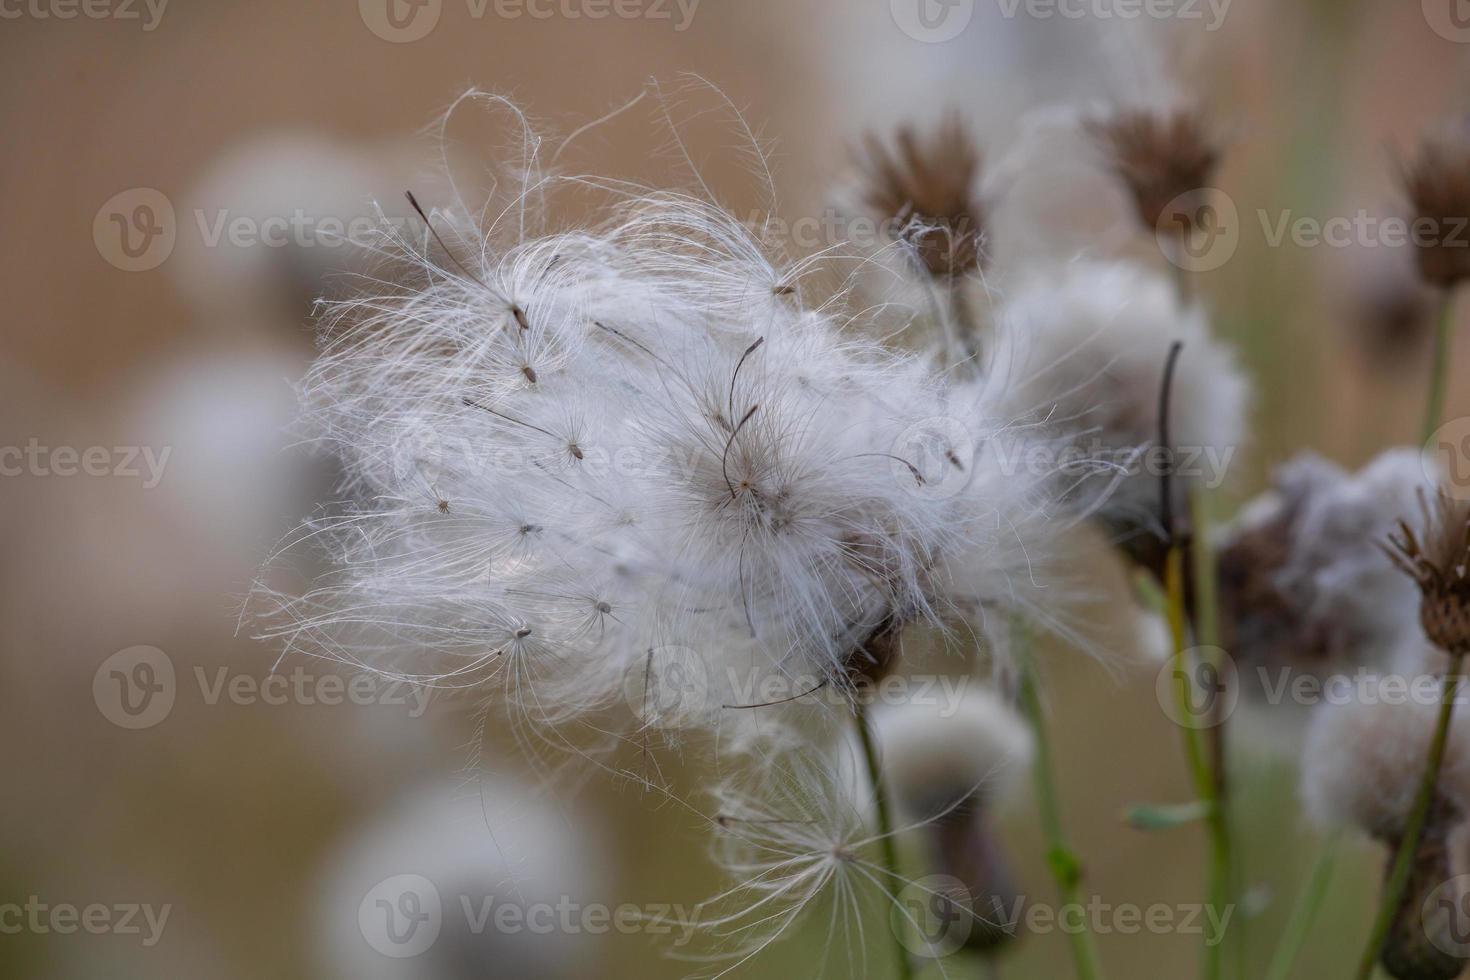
1219, 448, 1433, 687
988, 260, 1250, 547
874, 684, 1035, 817
1300, 678, 1470, 839
258, 118, 1066, 752
313, 774, 604, 980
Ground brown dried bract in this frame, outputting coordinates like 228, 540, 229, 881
1401, 122, 1470, 287
1088, 106, 1221, 236
1387, 489, 1470, 655
858, 116, 987, 280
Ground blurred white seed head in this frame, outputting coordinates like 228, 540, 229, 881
256, 95, 1071, 757
1300, 680, 1470, 840
874, 684, 1034, 819
313, 773, 605, 980
988, 260, 1250, 570
1219, 448, 1435, 695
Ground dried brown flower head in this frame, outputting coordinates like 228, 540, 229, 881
1401, 121, 1470, 288
1087, 106, 1221, 236
1388, 489, 1470, 656
858, 116, 986, 280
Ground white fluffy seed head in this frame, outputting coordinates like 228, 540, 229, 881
256, 98, 1070, 754
874, 684, 1035, 818
1300, 679, 1470, 839
988, 260, 1250, 552
1219, 448, 1435, 695
313, 774, 605, 980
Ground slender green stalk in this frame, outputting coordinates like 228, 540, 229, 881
1421, 290, 1458, 445
1353, 652, 1467, 980
1188, 491, 1240, 977
1263, 832, 1341, 980
1164, 546, 1229, 980
854, 703, 914, 980
1015, 633, 1106, 980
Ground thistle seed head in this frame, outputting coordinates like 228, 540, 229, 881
1401, 119, 1470, 288
858, 115, 987, 280
1087, 106, 1221, 237
1387, 489, 1470, 656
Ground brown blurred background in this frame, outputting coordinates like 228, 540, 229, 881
3, 0, 1469, 976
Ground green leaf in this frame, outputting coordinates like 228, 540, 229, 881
1123, 800, 1214, 831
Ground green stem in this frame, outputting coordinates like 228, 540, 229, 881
854, 703, 914, 980
1188, 491, 1240, 977
1353, 651, 1466, 980
1016, 636, 1106, 980
1164, 545, 1229, 980
1263, 832, 1340, 980
1421, 289, 1457, 445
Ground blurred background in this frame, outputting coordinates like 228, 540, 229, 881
3, 0, 1468, 976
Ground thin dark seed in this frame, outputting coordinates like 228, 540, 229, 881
404, 190, 491, 291
728, 336, 766, 429
722, 679, 827, 709
722, 403, 761, 499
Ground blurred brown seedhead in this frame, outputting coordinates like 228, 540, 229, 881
1388, 489, 1470, 656
859, 116, 987, 280
1402, 120, 1470, 288
1088, 106, 1221, 237
1348, 260, 1433, 369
